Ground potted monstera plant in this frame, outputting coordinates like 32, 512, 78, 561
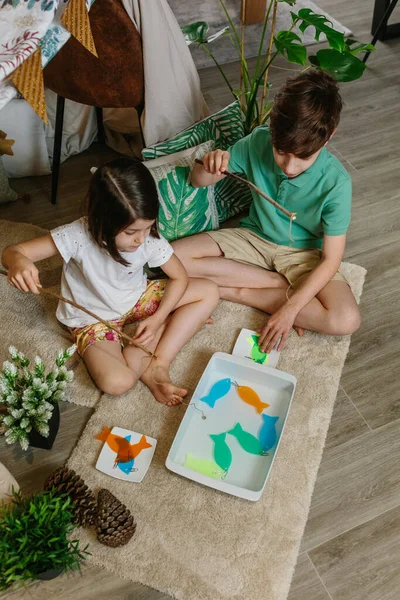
182, 0, 374, 134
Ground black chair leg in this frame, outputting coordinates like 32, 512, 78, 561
137, 105, 145, 149
51, 95, 65, 205
364, 0, 399, 63
96, 106, 105, 144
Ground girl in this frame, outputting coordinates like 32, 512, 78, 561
2, 158, 219, 406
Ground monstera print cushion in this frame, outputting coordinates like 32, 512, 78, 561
144, 141, 219, 242
142, 101, 244, 159
142, 101, 251, 224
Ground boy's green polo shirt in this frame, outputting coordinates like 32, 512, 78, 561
228, 126, 352, 250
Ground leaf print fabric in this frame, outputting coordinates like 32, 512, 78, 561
142, 101, 251, 224
145, 141, 219, 242
0, 0, 95, 103
142, 101, 244, 160
0, 3, 55, 80
40, 25, 71, 67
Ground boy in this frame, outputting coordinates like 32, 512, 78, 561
173, 70, 361, 353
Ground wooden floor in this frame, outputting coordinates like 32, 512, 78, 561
1, 0, 400, 598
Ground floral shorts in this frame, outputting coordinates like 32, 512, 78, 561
71, 279, 167, 356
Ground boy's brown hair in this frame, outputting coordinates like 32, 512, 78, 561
269, 69, 342, 159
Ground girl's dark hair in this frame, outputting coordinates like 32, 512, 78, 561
86, 157, 159, 266
269, 69, 343, 159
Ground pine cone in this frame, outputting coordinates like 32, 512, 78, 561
44, 466, 97, 527
96, 488, 136, 547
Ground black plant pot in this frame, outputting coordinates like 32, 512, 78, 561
37, 568, 63, 581
29, 402, 60, 450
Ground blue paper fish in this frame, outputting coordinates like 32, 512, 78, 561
259, 414, 279, 452
210, 432, 232, 473
200, 378, 232, 408
116, 457, 136, 475
227, 423, 264, 455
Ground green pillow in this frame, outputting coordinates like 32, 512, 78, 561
142, 101, 244, 159
142, 101, 252, 224
144, 141, 219, 242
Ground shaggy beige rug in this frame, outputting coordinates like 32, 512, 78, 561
67, 263, 366, 600
0, 220, 101, 409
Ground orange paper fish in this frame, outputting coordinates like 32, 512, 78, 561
95, 427, 152, 463
234, 384, 270, 414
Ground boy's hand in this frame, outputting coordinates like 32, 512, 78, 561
258, 304, 299, 353
202, 150, 230, 176
133, 314, 163, 347
7, 256, 41, 294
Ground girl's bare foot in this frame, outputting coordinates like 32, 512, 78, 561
141, 362, 187, 406
293, 325, 305, 336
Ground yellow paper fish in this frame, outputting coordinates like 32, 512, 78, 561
184, 454, 225, 479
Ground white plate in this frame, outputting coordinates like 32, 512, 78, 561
96, 426, 157, 482
232, 328, 280, 369
166, 352, 296, 501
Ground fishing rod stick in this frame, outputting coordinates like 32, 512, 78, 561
0, 269, 155, 358
194, 158, 296, 221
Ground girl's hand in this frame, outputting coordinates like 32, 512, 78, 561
7, 256, 41, 294
202, 150, 230, 176
133, 314, 163, 347
258, 304, 299, 353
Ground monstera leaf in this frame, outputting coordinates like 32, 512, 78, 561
181, 21, 229, 46
291, 8, 345, 52
274, 31, 307, 66
156, 166, 218, 241
309, 49, 366, 82
344, 39, 375, 55
182, 21, 209, 45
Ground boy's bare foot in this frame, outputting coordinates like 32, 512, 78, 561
141, 362, 187, 406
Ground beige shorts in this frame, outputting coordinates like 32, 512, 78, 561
207, 228, 347, 288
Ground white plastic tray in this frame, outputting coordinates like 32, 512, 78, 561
166, 352, 296, 501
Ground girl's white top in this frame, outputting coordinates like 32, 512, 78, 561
51, 218, 173, 328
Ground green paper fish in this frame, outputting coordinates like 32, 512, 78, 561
246, 335, 269, 364
209, 432, 232, 473
184, 454, 225, 479
227, 423, 264, 455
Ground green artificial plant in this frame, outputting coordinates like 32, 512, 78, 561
0, 488, 89, 590
182, 0, 375, 134
0, 345, 76, 450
